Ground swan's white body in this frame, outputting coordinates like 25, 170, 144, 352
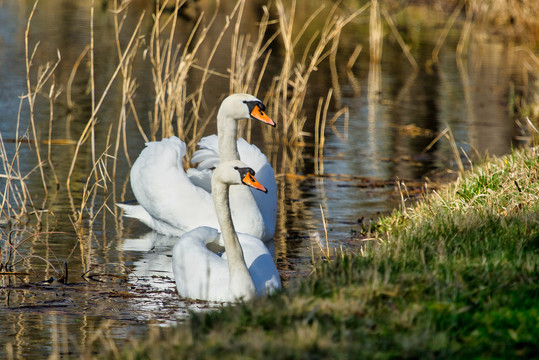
118, 93, 277, 242
172, 161, 281, 302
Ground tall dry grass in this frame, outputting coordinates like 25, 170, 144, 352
8, 0, 462, 237
1, 0, 537, 235
466, 0, 539, 43
84, 0, 364, 226
0, 0, 57, 226
265, 1, 365, 146
0, 135, 35, 225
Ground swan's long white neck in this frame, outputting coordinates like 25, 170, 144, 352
212, 180, 256, 300
217, 110, 240, 163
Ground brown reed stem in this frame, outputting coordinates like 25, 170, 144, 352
66, 45, 89, 111
382, 7, 418, 72
90, 0, 97, 181
66, 11, 145, 189
24, 0, 48, 196
370, 0, 382, 64
431, 0, 464, 66
47, 83, 60, 189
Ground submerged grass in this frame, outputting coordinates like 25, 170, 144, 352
93, 146, 539, 359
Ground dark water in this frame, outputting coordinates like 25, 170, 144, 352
0, 0, 537, 357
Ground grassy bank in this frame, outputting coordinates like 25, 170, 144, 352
91, 146, 539, 359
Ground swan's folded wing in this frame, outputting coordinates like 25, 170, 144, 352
173, 227, 229, 300
129, 136, 218, 235
239, 234, 281, 296
191, 134, 220, 170
186, 167, 212, 193
236, 137, 270, 174
237, 138, 277, 240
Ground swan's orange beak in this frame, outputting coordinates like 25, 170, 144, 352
242, 171, 268, 193
250, 105, 276, 127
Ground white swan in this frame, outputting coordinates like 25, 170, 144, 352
118, 93, 277, 241
172, 160, 281, 301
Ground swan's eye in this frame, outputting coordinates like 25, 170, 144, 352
243, 100, 265, 113
233, 166, 239, 170
236, 167, 256, 179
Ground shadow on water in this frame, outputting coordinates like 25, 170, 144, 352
0, 0, 538, 357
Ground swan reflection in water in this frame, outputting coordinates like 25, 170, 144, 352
121, 232, 225, 320
122, 228, 278, 312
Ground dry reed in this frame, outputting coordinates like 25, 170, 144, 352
4, 0, 368, 228
24, 0, 50, 197
65, 5, 145, 190
0, 132, 34, 224
266, 0, 366, 146
424, 126, 466, 175
0, 229, 67, 279
3, 0, 538, 235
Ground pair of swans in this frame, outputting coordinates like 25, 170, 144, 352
118, 94, 277, 243
119, 93, 281, 301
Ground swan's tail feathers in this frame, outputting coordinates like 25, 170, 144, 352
202, 227, 225, 252
191, 135, 220, 170
116, 203, 154, 228
166, 136, 187, 158
143, 136, 187, 166
146, 135, 186, 152
193, 226, 222, 247
180, 226, 224, 249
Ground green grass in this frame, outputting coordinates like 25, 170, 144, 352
97, 147, 539, 359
